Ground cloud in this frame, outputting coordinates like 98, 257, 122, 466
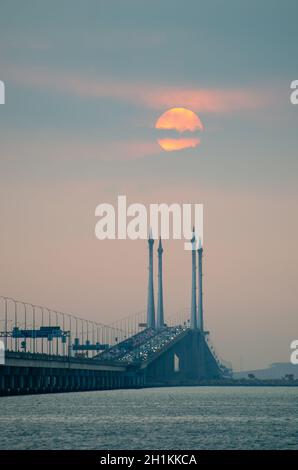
0, 130, 161, 163
3, 64, 272, 113
146, 87, 271, 113
158, 137, 200, 151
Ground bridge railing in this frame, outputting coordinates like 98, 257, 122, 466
109, 310, 147, 340
1, 295, 232, 373
204, 333, 233, 375
0, 296, 140, 358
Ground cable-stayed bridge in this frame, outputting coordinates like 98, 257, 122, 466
0, 238, 232, 396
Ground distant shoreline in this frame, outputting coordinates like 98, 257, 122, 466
144, 379, 298, 388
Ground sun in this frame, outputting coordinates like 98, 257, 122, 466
155, 107, 203, 151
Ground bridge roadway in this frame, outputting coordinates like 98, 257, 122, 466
0, 327, 223, 395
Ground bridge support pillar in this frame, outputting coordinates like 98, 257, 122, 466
0, 375, 5, 393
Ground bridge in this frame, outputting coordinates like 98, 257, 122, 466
0, 236, 232, 395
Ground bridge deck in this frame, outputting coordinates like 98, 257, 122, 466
95, 326, 188, 365
4, 351, 126, 371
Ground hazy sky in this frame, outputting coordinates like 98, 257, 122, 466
0, 0, 297, 370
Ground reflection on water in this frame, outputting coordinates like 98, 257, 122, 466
0, 386, 297, 449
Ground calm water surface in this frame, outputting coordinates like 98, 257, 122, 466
0, 387, 297, 449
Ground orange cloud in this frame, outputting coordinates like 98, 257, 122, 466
2, 64, 273, 114
145, 87, 268, 112
1, 132, 160, 162
158, 137, 200, 151
155, 107, 203, 132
